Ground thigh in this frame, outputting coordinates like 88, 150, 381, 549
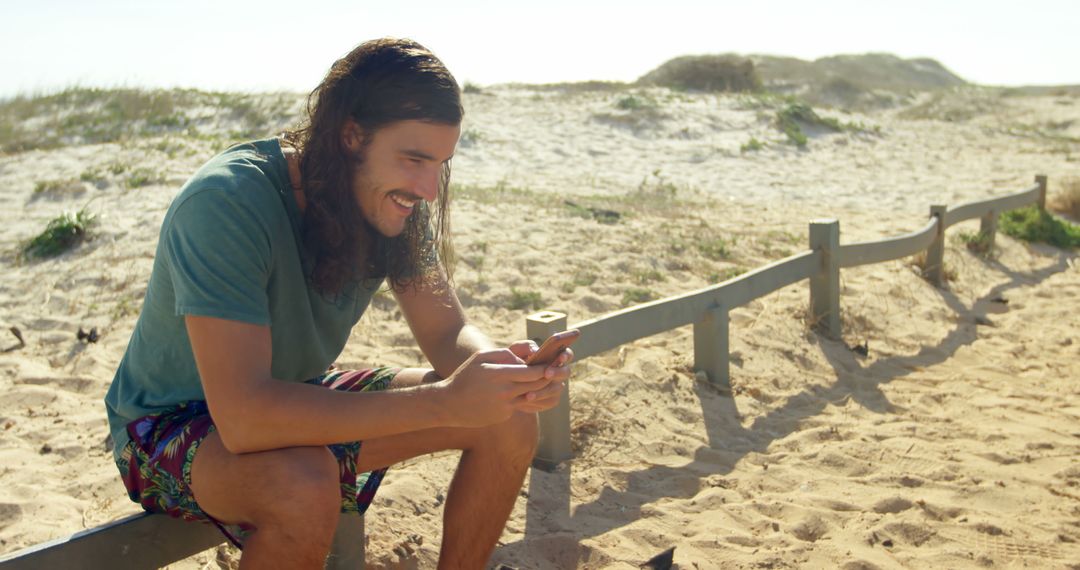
352, 366, 539, 472
353, 413, 539, 473
188, 431, 340, 526
189, 366, 404, 525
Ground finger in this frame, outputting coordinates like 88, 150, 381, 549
543, 362, 573, 381
507, 378, 550, 397
507, 340, 538, 361
513, 391, 561, 413
518, 381, 563, 405
475, 350, 528, 366
484, 362, 548, 383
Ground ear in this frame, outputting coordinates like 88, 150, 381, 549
341, 119, 364, 154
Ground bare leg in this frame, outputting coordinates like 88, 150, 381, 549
189, 368, 537, 570
356, 368, 539, 569
189, 438, 342, 569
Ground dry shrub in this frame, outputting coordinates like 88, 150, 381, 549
1049, 177, 1080, 221
638, 55, 762, 92
911, 251, 956, 283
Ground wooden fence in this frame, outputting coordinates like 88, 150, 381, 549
0, 175, 1048, 568
528, 174, 1047, 466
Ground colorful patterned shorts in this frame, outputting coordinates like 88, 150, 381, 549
115, 367, 399, 548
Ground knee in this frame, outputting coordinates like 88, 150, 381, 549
252, 447, 340, 530
485, 411, 539, 463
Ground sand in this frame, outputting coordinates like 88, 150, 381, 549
1, 84, 1078, 569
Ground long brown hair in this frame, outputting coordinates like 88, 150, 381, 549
282, 38, 462, 296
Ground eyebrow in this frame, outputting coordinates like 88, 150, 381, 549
402, 149, 454, 163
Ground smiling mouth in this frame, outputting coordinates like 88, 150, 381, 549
390, 193, 420, 211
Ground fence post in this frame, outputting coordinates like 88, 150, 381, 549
1036, 174, 1047, 211
980, 209, 997, 253
809, 219, 841, 339
925, 205, 947, 286
527, 310, 571, 470
693, 302, 730, 391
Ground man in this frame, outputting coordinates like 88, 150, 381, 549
104, 38, 572, 569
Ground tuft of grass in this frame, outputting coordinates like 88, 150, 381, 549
698, 236, 732, 260
776, 103, 837, 146
591, 92, 667, 131
999, 206, 1080, 248
634, 169, 679, 199
508, 288, 544, 311
775, 102, 879, 147
954, 230, 994, 256
718, 266, 747, 282
630, 267, 665, 285
562, 270, 599, 293
911, 251, 956, 283
124, 167, 163, 189
563, 200, 621, 224
704, 266, 747, 283
621, 287, 656, 306
1049, 178, 1080, 220
22, 209, 97, 259
33, 178, 81, 195
463, 82, 483, 94
740, 137, 765, 153
79, 167, 108, 186
615, 94, 657, 111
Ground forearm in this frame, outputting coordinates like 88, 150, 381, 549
212, 377, 452, 454
427, 322, 497, 378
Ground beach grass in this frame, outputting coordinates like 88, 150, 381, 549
1049, 178, 1080, 220
0, 87, 297, 153
22, 209, 97, 259
999, 206, 1080, 248
507, 288, 544, 311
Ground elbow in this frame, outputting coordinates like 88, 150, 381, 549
206, 398, 263, 454
214, 422, 258, 454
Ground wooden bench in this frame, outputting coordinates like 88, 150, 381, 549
0, 511, 365, 569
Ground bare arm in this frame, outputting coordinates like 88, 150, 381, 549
393, 269, 498, 377
186, 315, 548, 454
393, 269, 576, 411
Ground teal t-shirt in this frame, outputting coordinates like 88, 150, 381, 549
104, 138, 383, 460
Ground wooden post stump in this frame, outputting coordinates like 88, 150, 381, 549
809, 219, 841, 339
527, 310, 571, 470
926, 205, 947, 286
693, 303, 730, 390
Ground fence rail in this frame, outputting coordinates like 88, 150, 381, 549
569, 250, 821, 361
530, 174, 1049, 466
943, 183, 1040, 227
839, 217, 939, 268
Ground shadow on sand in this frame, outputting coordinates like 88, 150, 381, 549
498, 250, 1075, 566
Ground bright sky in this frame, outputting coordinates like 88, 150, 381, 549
2, 0, 1077, 98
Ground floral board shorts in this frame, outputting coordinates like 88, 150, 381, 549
114, 366, 399, 548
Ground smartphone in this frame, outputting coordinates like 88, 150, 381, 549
525, 329, 581, 366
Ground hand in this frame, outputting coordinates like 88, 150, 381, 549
440, 349, 550, 428
507, 340, 575, 413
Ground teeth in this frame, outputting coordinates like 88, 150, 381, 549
391, 195, 417, 209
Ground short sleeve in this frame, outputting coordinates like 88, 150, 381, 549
162, 189, 273, 325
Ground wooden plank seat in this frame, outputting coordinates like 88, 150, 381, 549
0, 511, 365, 569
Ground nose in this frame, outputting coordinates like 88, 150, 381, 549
413, 168, 439, 203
